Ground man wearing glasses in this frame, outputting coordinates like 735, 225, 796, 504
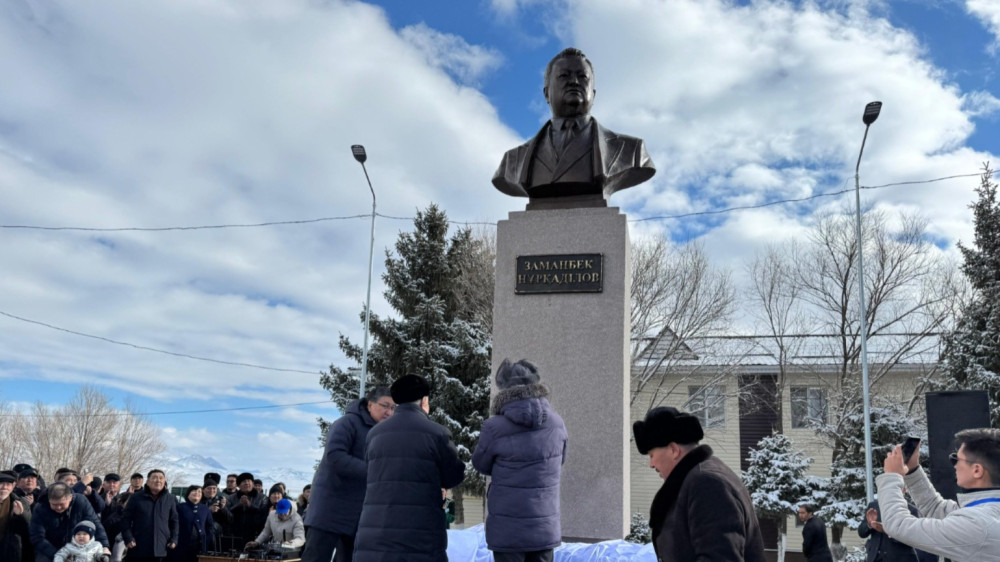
302, 386, 395, 562
876, 428, 1000, 561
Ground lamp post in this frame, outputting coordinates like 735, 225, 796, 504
351, 144, 376, 400
855, 101, 881, 504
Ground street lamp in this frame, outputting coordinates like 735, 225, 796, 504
855, 101, 881, 504
351, 144, 376, 400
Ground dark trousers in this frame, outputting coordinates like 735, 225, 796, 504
301, 527, 355, 562
492, 550, 555, 562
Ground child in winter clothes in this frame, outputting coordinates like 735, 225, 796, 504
54, 521, 108, 562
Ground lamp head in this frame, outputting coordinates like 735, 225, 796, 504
863, 101, 882, 125
351, 144, 367, 164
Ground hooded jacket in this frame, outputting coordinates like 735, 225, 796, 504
53, 536, 105, 562
304, 398, 378, 536
877, 467, 1000, 561
472, 383, 567, 552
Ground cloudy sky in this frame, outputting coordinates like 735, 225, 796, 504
1, 0, 997, 478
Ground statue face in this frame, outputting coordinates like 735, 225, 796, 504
544, 56, 594, 119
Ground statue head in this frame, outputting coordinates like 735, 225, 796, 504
543, 47, 595, 120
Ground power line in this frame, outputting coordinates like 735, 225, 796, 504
0, 214, 372, 232
0, 172, 982, 231
1, 399, 334, 418
0, 310, 320, 375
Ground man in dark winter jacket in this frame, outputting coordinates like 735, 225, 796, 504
121, 469, 178, 562
354, 374, 466, 562
29, 482, 111, 562
1, 470, 32, 562
798, 504, 834, 562
633, 407, 765, 562
301, 386, 394, 562
225, 472, 267, 547
472, 359, 567, 562
13, 468, 42, 507
201, 475, 232, 552
98, 474, 127, 562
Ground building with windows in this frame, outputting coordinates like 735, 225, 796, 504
629, 331, 938, 557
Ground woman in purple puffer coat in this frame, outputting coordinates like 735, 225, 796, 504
472, 359, 568, 562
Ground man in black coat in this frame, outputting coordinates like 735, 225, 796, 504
225, 472, 267, 548
798, 504, 834, 562
301, 386, 394, 562
121, 469, 178, 562
353, 375, 466, 562
632, 407, 765, 562
29, 482, 111, 562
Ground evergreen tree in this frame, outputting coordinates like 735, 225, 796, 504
743, 432, 814, 562
942, 166, 1000, 424
815, 399, 920, 541
319, 204, 492, 521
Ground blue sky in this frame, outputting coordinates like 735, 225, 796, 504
1, 0, 998, 475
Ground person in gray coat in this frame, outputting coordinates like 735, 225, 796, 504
301, 386, 394, 562
472, 359, 567, 562
353, 374, 466, 562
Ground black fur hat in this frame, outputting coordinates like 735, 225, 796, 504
632, 407, 704, 454
390, 374, 430, 404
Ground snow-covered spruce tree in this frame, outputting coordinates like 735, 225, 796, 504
815, 397, 921, 545
743, 432, 814, 562
319, 204, 492, 523
942, 165, 1000, 424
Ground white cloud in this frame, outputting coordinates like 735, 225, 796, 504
963, 90, 1000, 118
967, 0, 1000, 50
401, 23, 504, 86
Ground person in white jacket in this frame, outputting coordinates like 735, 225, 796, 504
54, 521, 107, 562
876, 428, 1000, 562
246, 498, 305, 550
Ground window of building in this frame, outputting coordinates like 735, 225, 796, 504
688, 385, 725, 429
791, 386, 828, 428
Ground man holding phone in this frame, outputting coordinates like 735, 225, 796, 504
876, 428, 1000, 561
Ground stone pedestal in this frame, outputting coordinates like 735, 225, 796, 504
492, 206, 630, 542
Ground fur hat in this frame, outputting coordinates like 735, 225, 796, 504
236, 472, 254, 485
73, 520, 96, 539
495, 358, 541, 389
204, 473, 220, 487
390, 374, 430, 404
632, 407, 704, 455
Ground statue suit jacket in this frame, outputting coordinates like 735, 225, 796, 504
492, 118, 655, 199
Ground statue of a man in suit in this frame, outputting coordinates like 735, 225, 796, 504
492, 48, 655, 209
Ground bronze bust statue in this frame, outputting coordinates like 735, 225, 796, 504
492, 48, 655, 209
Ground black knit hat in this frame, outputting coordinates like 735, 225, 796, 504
73, 520, 96, 539
390, 374, 430, 404
632, 407, 705, 455
269, 483, 284, 496
495, 358, 541, 389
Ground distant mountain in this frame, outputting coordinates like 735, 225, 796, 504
164, 454, 314, 496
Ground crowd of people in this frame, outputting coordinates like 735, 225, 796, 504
0, 463, 309, 562
5, 353, 1000, 562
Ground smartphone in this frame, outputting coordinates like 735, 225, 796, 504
901, 436, 921, 460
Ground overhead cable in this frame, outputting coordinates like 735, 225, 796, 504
0, 310, 319, 375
